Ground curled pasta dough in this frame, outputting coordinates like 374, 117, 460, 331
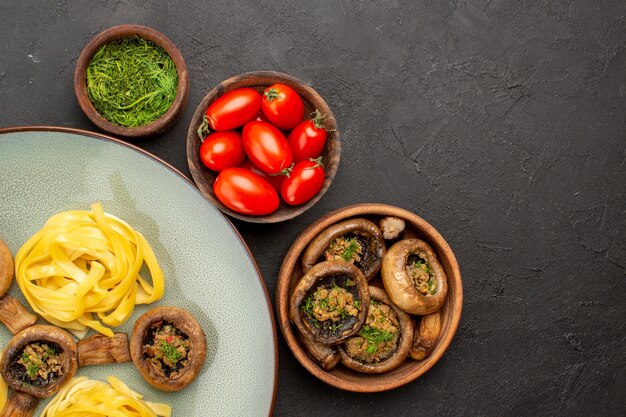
40, 376, 172, 417
15, 203, 164, 338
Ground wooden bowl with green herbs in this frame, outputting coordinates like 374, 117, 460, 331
74, 24, 189, 139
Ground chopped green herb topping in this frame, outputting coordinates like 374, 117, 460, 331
86, 36, 178, 128
342, 239, 360, 261
27, 364, 39, 378
428, 278, 437, 294
160, 340, 181, 366
359, 325, 394, 355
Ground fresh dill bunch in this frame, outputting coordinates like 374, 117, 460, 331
86, 36, 178, 127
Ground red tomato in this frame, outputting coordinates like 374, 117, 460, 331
239, 159, 284, 192
205, 88, 261, 131
199, 131, 245, 172
242, 121, 293, 174
213, 167, 279, 215
287, 110, 327, 162
261, 84, 305, 130
281, 158, 325, 206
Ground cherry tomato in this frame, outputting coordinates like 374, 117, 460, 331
213, 167, 279, 215
242, 121, 293, 174
287, 109, 328, 162
205, 88, 261, 131
239, 159, 284, 193
281, 158, 325, 206
261, 84, 305, 130
199, 131, 245, 172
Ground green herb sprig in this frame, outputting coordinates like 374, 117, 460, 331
86, 36, 178, 127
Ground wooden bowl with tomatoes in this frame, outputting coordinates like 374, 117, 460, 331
186, 71, 340, 223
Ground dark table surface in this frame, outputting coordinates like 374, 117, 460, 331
1, 1, 625, 416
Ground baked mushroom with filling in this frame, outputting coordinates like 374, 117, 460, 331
0, 325, 78, 399
382, 239, 448, 315
290, 261, 370, 345
338, 286, 413, 374
130, 306, 207, 392
302, 218, 386, 281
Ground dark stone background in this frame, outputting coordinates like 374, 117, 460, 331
1, 1, 624, 415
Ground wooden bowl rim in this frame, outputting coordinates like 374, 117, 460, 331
276, 203, 463, 392
73, 24, 189, 139
186, 70, 341, 223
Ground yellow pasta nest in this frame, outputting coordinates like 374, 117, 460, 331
41, 376, 171, 417
15, 203, 164, 338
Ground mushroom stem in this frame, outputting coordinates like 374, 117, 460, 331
297, 332, 340, 371
0, 391, 38, 417
0, 295, 37, 335
410, 311, 441, 360
77, 333, 131, 366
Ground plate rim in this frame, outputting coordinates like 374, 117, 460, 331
0, 125, 278, 416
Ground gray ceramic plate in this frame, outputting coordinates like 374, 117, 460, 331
0, 127, 277, 416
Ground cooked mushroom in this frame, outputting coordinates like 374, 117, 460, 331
302, 218, 386, 281
410, 311, 441, 360
0, 240, 38, 335
0, 391, 38, 417
379, 217, 405, 240
290, 261, 370, 345
0, 295, 37, 335
297, 332, 340, 371
381, 239, 448, 315
338, 286, 413, 374
0, 325, 78, 399
0, 239, 14, 297
130, 306, 207, 392
77, 332, 131, 366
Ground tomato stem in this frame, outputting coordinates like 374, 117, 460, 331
279, 164, 294, 178
197, 114, 210, 140
310, 109, 326, 130
264, 88, 280, 102
309, 156, 324, 168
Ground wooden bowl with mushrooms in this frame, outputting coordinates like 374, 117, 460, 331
276, 203, 462, 392
186, 71, 341, 223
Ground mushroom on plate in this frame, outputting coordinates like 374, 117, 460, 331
290, 261, 370, 345
338, 286, 413, 374
0, 325, 78, 400
0, 240, 14, 297
130, 306, 207, 392
301, 218, 385, 281
381, 239, 448, 315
